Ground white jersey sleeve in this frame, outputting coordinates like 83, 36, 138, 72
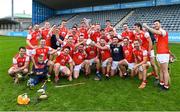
144, 32, 150, 38
31, 49, 36, 55
143, 50, 148, 56
68, 56, 73, 63
57, 51, 61, 56
25, 56, 30, 62
27, 34, 32, 40
13, 58, 17, 65
159, 28, 166, 37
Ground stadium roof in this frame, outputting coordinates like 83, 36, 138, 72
35, 0, 145, 10
0, 18, 19, 24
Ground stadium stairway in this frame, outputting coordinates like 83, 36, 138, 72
114, 10, 134, 30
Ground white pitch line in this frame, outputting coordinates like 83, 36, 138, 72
55, 82, 85, 88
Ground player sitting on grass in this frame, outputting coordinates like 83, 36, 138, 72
72, 44, 90, 79
132, 39, 151, 89
53, 46, 74, 83
27, 54, 48, 88
8, 47, 30, 84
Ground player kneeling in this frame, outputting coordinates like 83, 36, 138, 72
27, 54, 48, 88
93, 37, 112, 79
85, 42, 101, 80
132, 40, 151, 89
8, 47, 29, 84
73, 44, 90, 79
119, 38, 135, 77
54, 46, 73, 83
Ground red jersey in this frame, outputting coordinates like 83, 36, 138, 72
98, 46, 111, 61
134, 31, 149, 50
41, 28, 51, 46
32, 46, 52, 62
123, 44, 134, 63
73, 51, 87, 65
26, 31, 41, 49
13, 54, 29, 67
72, 34, 78, 44
63, 43, 75, 57
90, 31, 101, 43
79, 27, 88, 39
55, 52, 72, 66
59, 26, 68, 38
85, 46, 98, 59
121, 30, 135, 42
154, 29, 169, 54
133, 47, 149, 63
105, 26, 114, 33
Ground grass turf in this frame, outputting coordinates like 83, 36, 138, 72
0, 36, 180, 111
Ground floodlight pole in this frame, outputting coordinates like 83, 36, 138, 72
11, 0, 14, 20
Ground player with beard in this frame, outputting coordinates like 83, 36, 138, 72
121, 23, 135, 43
8, 47, 30, 84
54, 46, 74, 83
119, 38, 134, 77
85, 42, 101, 80
143, 20, 170, 90
92, 37, 112, 79
109, 36, 125, 77
132, 39, 151, 89
59, 20, 68, 40
73, 44, 90, 79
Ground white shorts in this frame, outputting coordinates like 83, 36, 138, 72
124, 59, 135, 70
150, 50, 155, 58
138, 61, 151, 72
102, 58, 110, 67
74, 64, 83, 71
156, 54, 170, 64
26, 49, 33, 56
111, 61, 119, 70
89, 58, 96, 66
59, 66, 67, 72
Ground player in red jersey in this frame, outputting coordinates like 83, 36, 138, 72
41, 22, 51, 46
28, 25, 33, 34
92, 38, 112, 79
31, 39, 57, 81
26, 24, 41, 56
143, 27, 159, 81
8, 47, 30, 83
53, 46, 74, 83
85, 42, 101, 80
59, 20, 68, 39
119, 38, 135, 77
78, 21, 89, 39
121, 23, 135, 43
62, 35, 76, 57
107, 29, 118, 43
73, 44, 90, 79
134, 23, 159, 81
100, 29, 109, 43
132, 40, 151, 89
88, 24, 101, 43
143, 20, 170, 90
105, 20, 117, 35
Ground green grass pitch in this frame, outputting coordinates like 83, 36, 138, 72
0, 36, 180, 111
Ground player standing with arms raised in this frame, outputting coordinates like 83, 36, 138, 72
143, 20, 170, 90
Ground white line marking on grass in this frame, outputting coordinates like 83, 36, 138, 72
55, 82, 85, 88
